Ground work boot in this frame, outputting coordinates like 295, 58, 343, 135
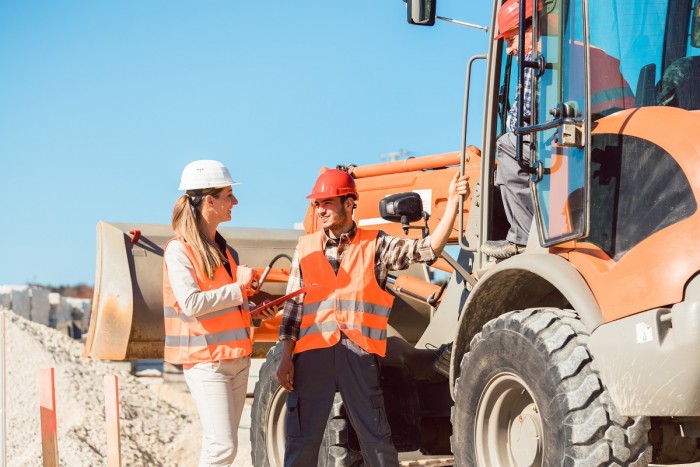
481, 240, 524, 259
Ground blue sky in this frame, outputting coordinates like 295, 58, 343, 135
0, 1, 492, 286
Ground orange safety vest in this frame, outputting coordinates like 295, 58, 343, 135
163, 238, 252, 364
295, 228, 395, 357
569, 42, 636, 116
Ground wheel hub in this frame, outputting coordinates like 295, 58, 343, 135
509, 403, 542, 465
474, 373, 544, 467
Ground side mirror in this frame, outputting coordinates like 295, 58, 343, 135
379, 192, 430, 235
693, 2, 700, 48
406, 0, 436, 26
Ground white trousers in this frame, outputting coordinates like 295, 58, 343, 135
183, 357, 251, 467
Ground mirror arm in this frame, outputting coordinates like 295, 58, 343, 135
401, 211, 431, 237
436, 16, 489, 32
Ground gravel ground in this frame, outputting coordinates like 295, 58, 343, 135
0, 306, 455, 466
3, 306, 698, 466
3, 308, 198, 466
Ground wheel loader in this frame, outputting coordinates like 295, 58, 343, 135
84, 0, 700, 464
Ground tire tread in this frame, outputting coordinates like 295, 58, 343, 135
451, 308, 652, 466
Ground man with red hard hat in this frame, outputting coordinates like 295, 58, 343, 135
277, 168, 469, 466
482, 0, 537, 259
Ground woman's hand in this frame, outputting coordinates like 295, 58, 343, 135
235, 265, 254, 290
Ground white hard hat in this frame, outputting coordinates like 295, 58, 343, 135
178, 160, 240, 191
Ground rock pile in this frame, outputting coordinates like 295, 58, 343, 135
3, 307, 198, 466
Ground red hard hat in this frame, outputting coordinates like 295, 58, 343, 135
306, 169, 359, 200
494, 0, 534, 40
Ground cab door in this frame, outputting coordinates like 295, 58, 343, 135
528, 0, 589, 246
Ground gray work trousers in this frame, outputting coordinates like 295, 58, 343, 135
495, 131, 534, 245
284, 334, 398, 467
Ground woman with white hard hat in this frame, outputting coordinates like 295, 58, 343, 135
162, 159, 277, 466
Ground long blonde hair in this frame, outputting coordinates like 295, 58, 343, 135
171, 187, 227, 280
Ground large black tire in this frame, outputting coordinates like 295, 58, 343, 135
251, 343, 364, 467
451, 308, 652, 466
319, 397, 364, 467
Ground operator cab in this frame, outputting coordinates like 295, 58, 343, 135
407, 0, 700, 270
490, 0, 700, 257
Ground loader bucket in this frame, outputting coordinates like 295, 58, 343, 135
83, 221, 301, 361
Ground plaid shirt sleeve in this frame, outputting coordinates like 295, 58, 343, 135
374, 231, 436, 288
507, 51, 534, 132
278, 246, 304, 341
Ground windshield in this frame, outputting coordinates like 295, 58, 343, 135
588, 0, 700, 114
531, 0, 700, 247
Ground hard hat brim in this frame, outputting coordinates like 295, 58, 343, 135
305, 192, 358, 201
179, 181, 241, 191
494, 26, 518, 41
305, 192, 337, 200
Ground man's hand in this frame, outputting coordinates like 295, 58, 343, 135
250, 300, 280, 320
277, 339, 296, 391
430, 171, 471, 256
448, 172, 470, 201
277, 356, 295, 391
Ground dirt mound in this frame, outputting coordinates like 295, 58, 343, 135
3, 307, 198, 466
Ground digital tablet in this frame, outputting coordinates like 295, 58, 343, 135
251, 283, 318, 314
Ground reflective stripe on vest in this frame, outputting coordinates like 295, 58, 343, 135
298, 320, 387, 341
295, 228, 394, 356
302, 299, 392, 318
163, 238, 252, 364
569, 42, 636, 116
164, 326, 251, 347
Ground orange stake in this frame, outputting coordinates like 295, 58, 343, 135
104, 375, 122, 467
38, 368, 58, 467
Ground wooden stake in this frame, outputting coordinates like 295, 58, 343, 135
38, 368, 58, 467
104, 375, 122, 467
